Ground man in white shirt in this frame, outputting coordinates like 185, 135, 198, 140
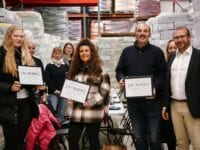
162, 26, 200, 150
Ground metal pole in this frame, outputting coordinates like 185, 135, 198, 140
83, 6, 86, 38
97, 0, 101, 37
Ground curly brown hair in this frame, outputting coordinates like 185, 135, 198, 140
68, 39, 103, 79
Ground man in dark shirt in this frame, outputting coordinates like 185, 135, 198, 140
115, 23, 166, 150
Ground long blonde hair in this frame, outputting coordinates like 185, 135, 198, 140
3, 25, 34, 77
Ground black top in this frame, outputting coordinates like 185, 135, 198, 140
45, 63, 68, 94
115, 42, 167, 100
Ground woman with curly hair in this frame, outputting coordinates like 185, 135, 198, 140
0, 25, 38, 150
67, 39, 111, 150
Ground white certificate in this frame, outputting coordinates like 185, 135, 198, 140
18, 66, 43, 85
60, 79, 90, 103
124, 76, 153, 98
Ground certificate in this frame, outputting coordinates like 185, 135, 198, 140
124, 76, 153, 98
60, 79, 90, 103
18, 66, 43, 85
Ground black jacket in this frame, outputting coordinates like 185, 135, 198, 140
0, 46, 38, 124
163, 47, 200, 118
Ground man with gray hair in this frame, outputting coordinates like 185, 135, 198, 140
116, 23, 166, 150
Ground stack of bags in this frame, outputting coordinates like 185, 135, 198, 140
89, 0, 112, 13
115, 0, 136, 13
134, 0, 160, 19
38, 7, 68, 40
68, 20, 82, 40
16, 11, 44, 39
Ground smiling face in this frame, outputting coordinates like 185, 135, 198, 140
28, 42, 36, 56
11, 29, 24, 48
64, 44, 73, 57
79, 45, 91, 64
173, 28, 191, 53
135, 23, 151, 47
167, 40, 177, 55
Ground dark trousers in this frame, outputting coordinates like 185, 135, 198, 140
127, 100, 162, 150
68, 121, 101, 150
2, 100, 33, 150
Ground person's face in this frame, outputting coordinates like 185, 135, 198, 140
173, 29, 190, 53
11, 29, 24, 48
168, 41, 177, 55
64, 45, 73, 57
79, 45, 91, 64
28, 43, 36, 56
135, 24, 151, 45
52, 51, 62, 61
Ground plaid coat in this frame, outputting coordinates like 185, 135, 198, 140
69, 71, 110, 123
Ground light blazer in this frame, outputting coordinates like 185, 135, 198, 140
163, 47, 200, 118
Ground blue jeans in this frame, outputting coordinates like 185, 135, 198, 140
47, 94, 66, 122
127, 100, 162, 150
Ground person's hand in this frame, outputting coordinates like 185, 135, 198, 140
162, 107, 169, 120
119, 78, 125, 89
54, 90, 61, 96
83, 101, 90, 108
11, 81, 21, 92
36, 85, 46, 91
146, 87, 156, 100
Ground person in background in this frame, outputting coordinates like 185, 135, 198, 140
162, 26, 200, 150
115, 23, 166, 150
0, 25, 39, 150
45, 47, 68, 122
63, 42, 75, 66
161, 39, 177, 150
165, 39, 177, 61
26, 40, 46, 104
67, 39, 110, 150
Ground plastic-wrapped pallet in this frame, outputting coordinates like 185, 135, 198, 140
193, 0, 200, 49
68, 20, 82, 40
0, 8, 21, 26
36, 7, 68, 40
115, 0, 136, 13
134, 0, 160, 19
89, 0, 112, 13
66, 7, 81, 13
16, 11, 44, 38
0, 8, 21, 43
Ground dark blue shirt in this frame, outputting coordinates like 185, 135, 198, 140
115, 42, 166, 100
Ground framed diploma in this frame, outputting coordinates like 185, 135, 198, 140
18, 65, 43, 85
60, 79, 90, 103
124, 76, 153, 98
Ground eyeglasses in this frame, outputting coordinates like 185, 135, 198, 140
173, 35, 188, 40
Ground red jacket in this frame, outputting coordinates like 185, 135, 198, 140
26, 104, 61, 150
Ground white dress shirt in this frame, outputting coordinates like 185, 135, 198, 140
170, 46, 193, 100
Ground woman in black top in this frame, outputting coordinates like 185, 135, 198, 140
45, 47, 68, 122
0, 25, 38, 150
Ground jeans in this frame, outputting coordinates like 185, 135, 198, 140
68, 121, 101, 150
127, 100, 162, 150
47, 94, 66, 122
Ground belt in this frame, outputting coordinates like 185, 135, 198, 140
173, 99, 187, 102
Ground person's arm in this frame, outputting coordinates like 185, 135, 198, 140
115, 49, 126, 82
86, 73, 111, 107
44, 64, 56, 93
153, 49, 167, 95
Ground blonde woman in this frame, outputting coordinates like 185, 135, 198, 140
0, 25, 39, 150
45, 47, 68, 122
